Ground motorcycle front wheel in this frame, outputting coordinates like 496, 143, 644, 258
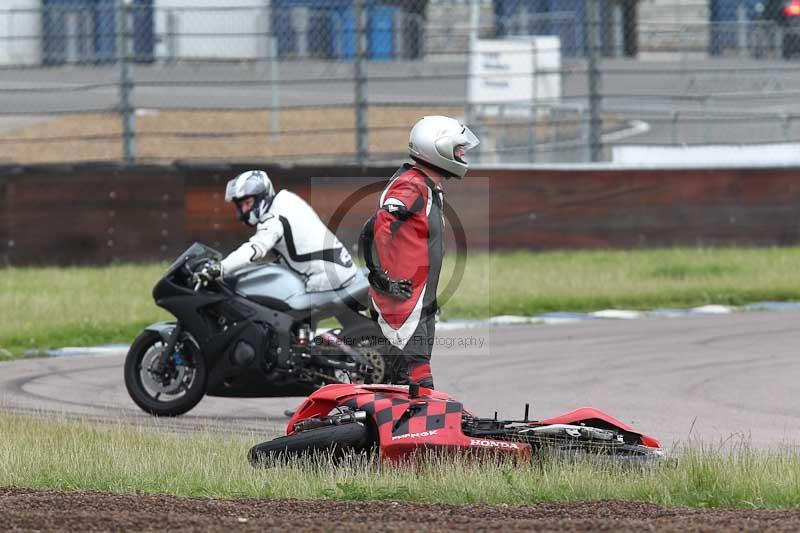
248, 422, 371, 467
124, 329, 207, 416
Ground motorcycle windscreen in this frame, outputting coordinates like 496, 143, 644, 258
166, 242, 223, 276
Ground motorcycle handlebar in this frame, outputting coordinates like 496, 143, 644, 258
190, 273, 234, 296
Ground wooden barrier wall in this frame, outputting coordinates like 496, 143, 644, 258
1, 163, 799, 265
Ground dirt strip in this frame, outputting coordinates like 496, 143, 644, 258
0, 107, 460, 164
2, 487, 799, 532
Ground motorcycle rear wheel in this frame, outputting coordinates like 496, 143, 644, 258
248, 422, 371, 467
124, 329, 207, 417
338, 321, 401, 384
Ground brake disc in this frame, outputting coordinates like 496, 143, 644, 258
141, 345, 190, 395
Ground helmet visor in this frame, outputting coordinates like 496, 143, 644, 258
224, 171, 270, 202
455, 126, 481, 152
453, 126, 480, 164
458, 126, 480, 152
224, 179, 239, 202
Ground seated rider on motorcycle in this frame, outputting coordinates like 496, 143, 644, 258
199, 170, 358, 291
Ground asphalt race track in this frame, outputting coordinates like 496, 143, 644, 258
1, 310, 798, 449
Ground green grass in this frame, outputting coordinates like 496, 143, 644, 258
4, 247, 800, 359
439, 247, 800, 318
0, 263, 170, 359
1, 412, 799, 508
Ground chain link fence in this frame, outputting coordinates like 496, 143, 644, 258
1, 0, 800, 166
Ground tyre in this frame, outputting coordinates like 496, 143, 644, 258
124, 329, 207, 416
248, 422, 371, 467
608, 443, 664, 465
338, 321, 401, 384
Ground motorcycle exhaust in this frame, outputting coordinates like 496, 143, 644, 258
314, 331, 372, 371
310, 355, 359, 370
315, 331, 361, 358
520, 424, 622, 442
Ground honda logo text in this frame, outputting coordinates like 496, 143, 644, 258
469, 439, 519, 449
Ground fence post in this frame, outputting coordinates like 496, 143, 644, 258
782, 113, 791, 142
550, 106, 559, 162
612, 2, 624, 57
498, 104, 507, 161
166, 9, 177, 62
736, 5, 748, 59
671, 110, 680, 145
264, 0, 280, 143
354, 0, 368, 166
294, 7, 309, 57
586, 0, 602, 162
117, 0, 136, 163
528, 104, 537, 163
466, 0, 480, 162
579, 105, 590, 162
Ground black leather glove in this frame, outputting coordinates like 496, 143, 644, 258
195, 260, 222, 286
368, 270, 413, 301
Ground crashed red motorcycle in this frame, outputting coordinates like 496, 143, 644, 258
248, 383, 662, 466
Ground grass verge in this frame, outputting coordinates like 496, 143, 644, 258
0, 263, 170, 359
4, 247, 800, 359
441, 247, 800, 318
1, 412, 799, 508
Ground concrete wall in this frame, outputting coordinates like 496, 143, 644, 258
3, 162, 800, 265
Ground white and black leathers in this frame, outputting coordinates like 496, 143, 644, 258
220, 190, 357, 292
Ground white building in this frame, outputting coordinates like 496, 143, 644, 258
637, 0, 711, 60
154, 0, 270, 60
0, 1, 41, 65
0, 0, 271, 66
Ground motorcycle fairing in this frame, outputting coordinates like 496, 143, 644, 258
287, 384, 661, 461
288, 385, 532, 462
287, 384, 451, 430
234, 265, 370, 322
538, 408, 661, 449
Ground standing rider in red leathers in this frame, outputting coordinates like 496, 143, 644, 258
360, 116, 480, 389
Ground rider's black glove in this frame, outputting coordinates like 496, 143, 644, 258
368, 270, 413, 301
360, 215, 412, 301
196, 260, 222, 286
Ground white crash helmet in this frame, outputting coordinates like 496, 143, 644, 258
224, 170, 276, 227
408, 115, 480, 179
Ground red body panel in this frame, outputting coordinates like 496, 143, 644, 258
286, 384, 660, 461
287, 384, 453, 434
538, 407, 661, 448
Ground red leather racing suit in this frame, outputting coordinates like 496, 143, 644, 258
368, 163, 444, 388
